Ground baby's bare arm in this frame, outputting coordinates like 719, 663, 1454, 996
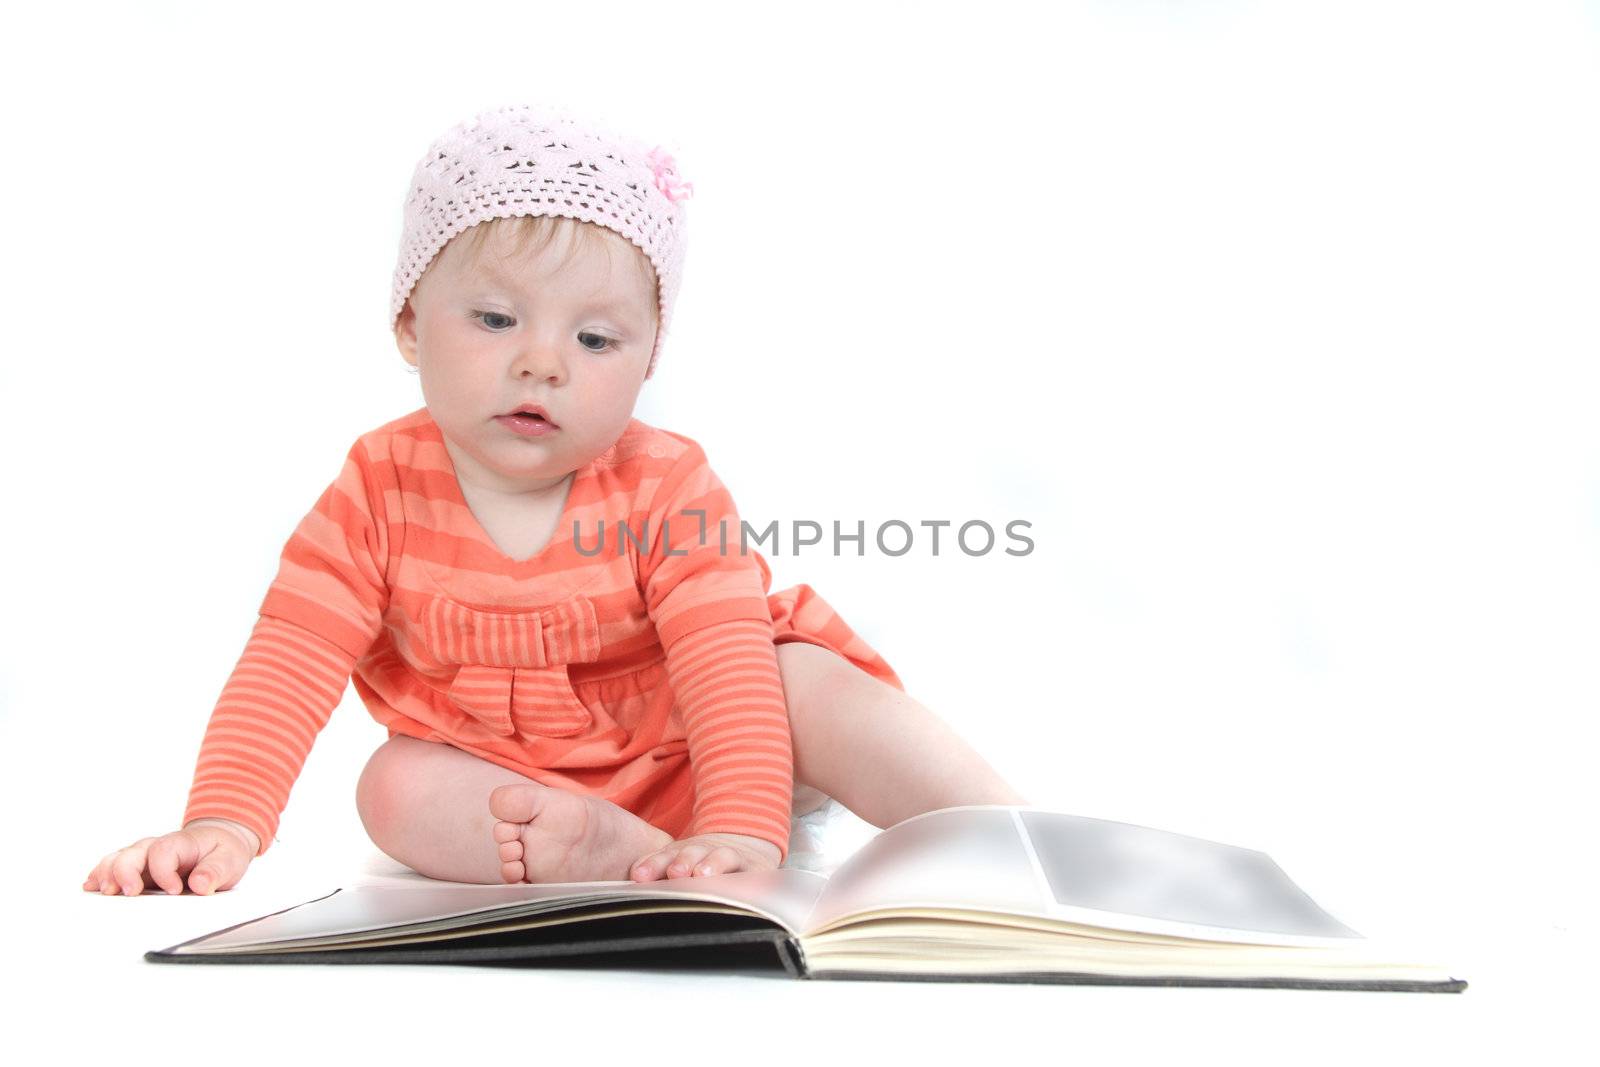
83, 818, 260, 896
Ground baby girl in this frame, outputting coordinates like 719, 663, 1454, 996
83, 104, 1027, 897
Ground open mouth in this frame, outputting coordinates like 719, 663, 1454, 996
497, 408, 560, 434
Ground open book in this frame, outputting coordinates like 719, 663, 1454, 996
145, 805, 1466, 991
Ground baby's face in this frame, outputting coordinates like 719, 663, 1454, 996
394, 219, 658, 497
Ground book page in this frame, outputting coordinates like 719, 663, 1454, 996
801, 806, 1044, 934
1016, 810, 1362, 943
168, 869, 833, 954
802, 806, 1366, 946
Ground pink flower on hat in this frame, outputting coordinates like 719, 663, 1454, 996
646, 146, 695, 203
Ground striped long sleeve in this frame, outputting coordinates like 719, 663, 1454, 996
181, 444, 390, 856
640, 445, 793, 861
180, 617, 364, 855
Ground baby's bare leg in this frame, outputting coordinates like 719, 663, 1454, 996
356, 736, 672, 884
359, 731, 861, 885
775, 642, 1030, 829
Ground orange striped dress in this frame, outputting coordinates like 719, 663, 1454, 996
180, 407, 903, 864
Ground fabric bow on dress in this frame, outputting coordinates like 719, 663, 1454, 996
421, 595, 604, 739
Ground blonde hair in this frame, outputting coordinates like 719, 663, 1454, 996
454, 214, 658, 322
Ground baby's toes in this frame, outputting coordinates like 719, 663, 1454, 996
487, 782, 547, 825
491, 820, 523, 845
497, 834, 528, 884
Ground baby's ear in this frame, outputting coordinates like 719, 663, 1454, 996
393, 302, 418, 364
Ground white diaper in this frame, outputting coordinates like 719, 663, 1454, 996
780, 796, 853, 875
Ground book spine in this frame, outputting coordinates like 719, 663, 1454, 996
776, 937, 808, 979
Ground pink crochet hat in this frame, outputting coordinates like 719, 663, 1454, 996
389, 104, 693, 380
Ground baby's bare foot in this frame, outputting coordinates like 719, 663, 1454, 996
489, 782, 672, 884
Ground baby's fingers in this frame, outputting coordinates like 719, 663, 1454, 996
629, 849, 667, 882
630, 839, 752, 882
631, 845, 700, 882
146, 834, 199, 896
692, 846, 744, 877
184, 838, 236, 896
664, 843, 714, 879
106, 839, 158, 896
83, 851, 121, 893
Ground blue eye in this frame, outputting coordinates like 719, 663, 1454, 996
472, 311, 616, 353
473, 310, 515, 331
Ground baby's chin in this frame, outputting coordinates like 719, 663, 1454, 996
488, 424, 630, 477
433, 420, 561, 484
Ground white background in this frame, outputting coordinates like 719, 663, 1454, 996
2, 0, 1595, 1062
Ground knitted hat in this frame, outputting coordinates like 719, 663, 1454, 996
389, 104, 693, 380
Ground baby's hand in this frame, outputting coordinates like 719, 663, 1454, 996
83, 819, 259, 896
629, 832, 782, 882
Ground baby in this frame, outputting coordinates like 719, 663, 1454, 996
84, 104, 1027, 897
